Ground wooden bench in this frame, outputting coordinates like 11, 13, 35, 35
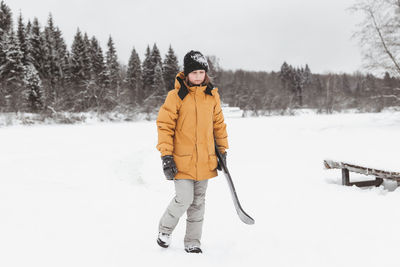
323, 159, 400, 187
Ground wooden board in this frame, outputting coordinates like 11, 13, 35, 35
324, 159, 400, 181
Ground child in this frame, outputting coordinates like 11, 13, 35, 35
155, 50, 229, 253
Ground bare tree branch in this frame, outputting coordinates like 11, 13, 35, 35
367, 7, 400, 75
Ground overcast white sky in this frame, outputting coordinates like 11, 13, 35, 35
8, 0, 363, 74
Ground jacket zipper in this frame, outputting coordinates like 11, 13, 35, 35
194, 89, 198, 181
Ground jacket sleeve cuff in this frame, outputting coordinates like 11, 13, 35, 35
161, 150, 173, 157
218, 147, 226, 154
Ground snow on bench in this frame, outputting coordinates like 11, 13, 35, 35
323, 159, 400, 187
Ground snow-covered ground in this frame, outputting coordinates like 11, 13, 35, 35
1, 111, 400, 267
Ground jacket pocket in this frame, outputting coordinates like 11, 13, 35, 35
173, 154, 192, 172
208, 154, 218, 171
173, 143, 193, 172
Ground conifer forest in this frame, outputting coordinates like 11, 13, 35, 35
1, 0, 400, 122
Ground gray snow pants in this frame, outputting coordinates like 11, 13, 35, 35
159, 179, 208, 247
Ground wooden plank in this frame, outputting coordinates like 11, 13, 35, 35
324, 159, 400, 181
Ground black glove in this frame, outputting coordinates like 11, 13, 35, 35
217, 151, 227, 171
161, 155, 178, 180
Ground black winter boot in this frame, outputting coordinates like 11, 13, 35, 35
157, 232, 171, 248
185, 246, 202, 253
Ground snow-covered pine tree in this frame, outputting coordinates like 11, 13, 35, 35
144, 43, 164, 108
150, 44, 163, 90
23, 64, 43, 112
88, 36, 107, 110
162, 45, 179, 92
29, 18, 46, 79
24, 20, 35, 67
82, 32, 93, 80
89, 36, 105, 82
70, 28, 90, 111
51, 26, 71, 110
105, 35, 120, 109
0, 30, 25, 112
126, 47, 142, 105
0, 0, 13, 108
42, 14, 61, 108
26, 19, 31, 33
73, 32, 95, 111
142, 45, 152, 100
43, 14, 69, 110
0, 0, 12, 39
144, 62, 165, 114
149, 43, 162, 86
53, 27, 69, 76
16, 12, 31, 66
70, 28, 87, 82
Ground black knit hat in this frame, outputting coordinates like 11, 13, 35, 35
183, 50, 209, 76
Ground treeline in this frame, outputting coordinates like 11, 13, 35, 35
1, 0, 400, 119
0, 1, 180, 114
215, 64, 400, 115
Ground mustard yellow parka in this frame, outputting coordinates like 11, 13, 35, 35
156, 71, 229, 181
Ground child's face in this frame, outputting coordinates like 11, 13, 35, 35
188, 70, 206, 85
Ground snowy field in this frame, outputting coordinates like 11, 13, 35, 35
1, 111, 400, 267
